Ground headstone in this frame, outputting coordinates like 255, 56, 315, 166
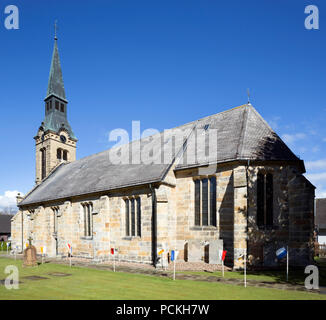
209, 240, 224, 264
23, 237, 37, 267
188, 240, 202, 262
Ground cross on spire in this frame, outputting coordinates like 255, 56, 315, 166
247, 88, 251, 105
54, 20, 58, 40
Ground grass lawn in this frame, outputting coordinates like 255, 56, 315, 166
0, 257, 325, 300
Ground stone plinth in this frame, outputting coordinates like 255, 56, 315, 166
23, 245, 38, 267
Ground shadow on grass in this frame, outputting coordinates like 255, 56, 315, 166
240, 259, 326, 286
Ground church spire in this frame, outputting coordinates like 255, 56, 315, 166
46, 21, 66, 101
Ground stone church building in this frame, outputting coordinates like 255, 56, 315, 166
11, 36, 315, 269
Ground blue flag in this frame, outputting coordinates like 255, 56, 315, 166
171, 250, 175, 261
276, 247, 287, 259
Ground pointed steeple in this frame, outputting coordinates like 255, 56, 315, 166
40, 24, 76, 140
45, 24, 66, 101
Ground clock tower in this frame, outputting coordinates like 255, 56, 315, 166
34, 30, 77, 185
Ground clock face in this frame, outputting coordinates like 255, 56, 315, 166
60, 135, 67, 143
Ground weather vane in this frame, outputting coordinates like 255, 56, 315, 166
54, 20, 58, 40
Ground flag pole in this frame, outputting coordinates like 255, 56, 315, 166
114, 248, 116, 272
173, 254, 176, 281
286, 245, 289, 282
222, 259, 224, 277
70, 245, 72, 268
244, 249, 247, 288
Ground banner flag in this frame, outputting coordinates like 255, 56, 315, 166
222, 250, 227, 261
276, 247, 287, 259
171, 250, 179, 261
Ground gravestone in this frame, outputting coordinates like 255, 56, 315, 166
188, 240, 202, 262
23, 237, 37, 267
209, 240, 224, 264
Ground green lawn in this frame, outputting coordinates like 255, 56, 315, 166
0, 257, 324, 300
179, 257, 326, 286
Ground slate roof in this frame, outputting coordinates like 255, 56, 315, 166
175, 103, 299, 169
0, 215, 12, 234
20, 104, 301, 207
316, 198, 326, 229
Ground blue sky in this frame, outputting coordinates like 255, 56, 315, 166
0, 0, 326, 210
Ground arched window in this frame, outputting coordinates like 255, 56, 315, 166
125, 198, 141, 237
57, 148, 62, 160
82, 203, 93, 237
63, 150, 68, 161
194, 176, 217, 227
257, 172, 274, 228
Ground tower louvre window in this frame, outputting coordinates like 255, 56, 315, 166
63, 150, 68, 161
194, 177, 217, 227
57, 148, 62, 160
55, 100, 59, 110
60, 103, 65, 112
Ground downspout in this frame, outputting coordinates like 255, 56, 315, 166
150, 184, 157, 268
245, 160, 250, 265
21, 211, 24, 253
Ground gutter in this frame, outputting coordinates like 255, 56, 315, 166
149, 184, 158, 268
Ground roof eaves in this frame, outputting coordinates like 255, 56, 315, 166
18, 177, 163, 207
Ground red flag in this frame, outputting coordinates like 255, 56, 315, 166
222, 250, 227, 261
111, 248, 114, 255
